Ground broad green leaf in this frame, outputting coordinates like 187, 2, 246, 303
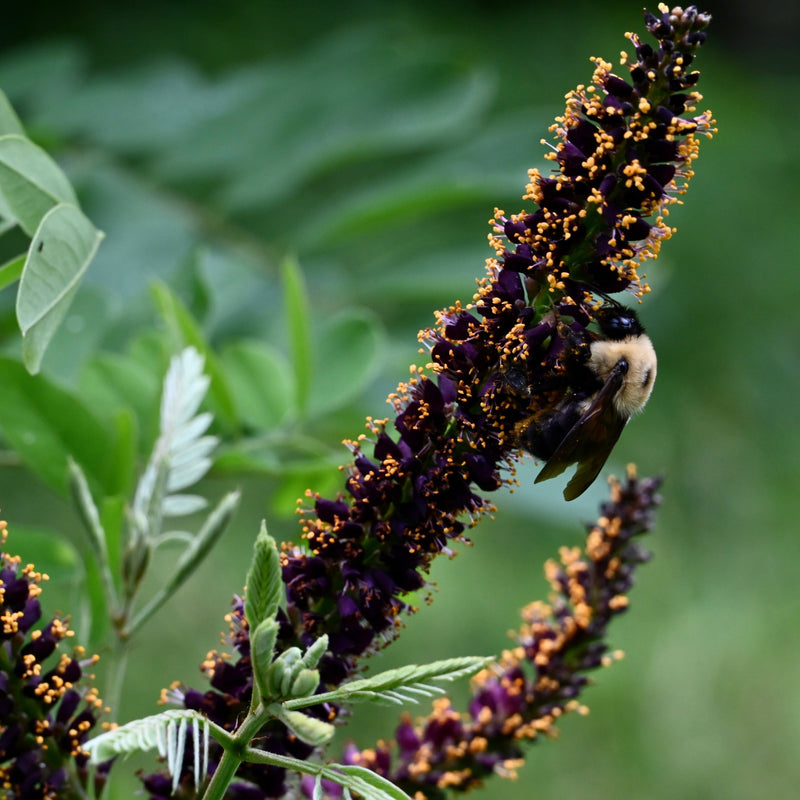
150, 281, 239, 430
99, 494, 126, 593
211, 445, 281, 474
0, 134, 77, 235
0, 253, 24, 291
11, 526, 81, 579
220, 339, 293, 431
110, 407, 138, 499
83, 543, 110, 647
17, 203, 104, 373
171, 246, 212, 321
0, 90, 25, 136
281, 256, 312, 418
0, 198, 16, 234
310, 309, 383, 415
78, 353, 159, 450
212, 46, 493, 215
20, 282, 81, 374
21, 285, 112, 384
244, 521, 283, 630
0, 357, 113, 495
17, 204, 102, 331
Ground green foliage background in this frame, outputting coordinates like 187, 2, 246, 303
1, 1, 798, 797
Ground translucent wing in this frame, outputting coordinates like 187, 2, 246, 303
534, 361, 628, 500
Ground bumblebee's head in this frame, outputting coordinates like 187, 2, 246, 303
594, 304, 645, 341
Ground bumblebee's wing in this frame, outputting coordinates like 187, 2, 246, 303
535, 364, 628, 500
561, 419, 626, 500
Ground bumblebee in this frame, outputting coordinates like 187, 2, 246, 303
525, 304, 657, 500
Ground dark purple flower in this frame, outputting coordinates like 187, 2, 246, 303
0, 521, 107, 799
142, 7, 712, 797
336, 470, 662, 799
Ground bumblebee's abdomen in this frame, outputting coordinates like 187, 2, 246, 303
524, 401, 584, 460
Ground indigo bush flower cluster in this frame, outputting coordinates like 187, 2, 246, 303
281, 2, 712, 675
335, 470, 661, 798
138, 5, 714, 799
0, 521, 107, 800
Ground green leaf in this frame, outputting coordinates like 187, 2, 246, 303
220, 339, 293, 431
68, 457, 120, 617
150, 281, 239, 429
69, 404, 136, 507
285, 656, 492, 710
17, 203, 104, 373
68, 458, 109, 565
100, 494, 126, 567
251, 618, 280, 704
281, 256, 312, 418
273, 708, 334, 748
10, 526, 82, 580
83, 544, 110, 647
268, 647, 302, 698
0, 134, 77, 235
0, 190, 14, 233
212, 444, 281, 475
330, 765, 413, 800
241, 748, 411, 800
244, 521, 283, 630
85, 708, 211, 795
0, 357, 113, 494
0, 90, 25, 136
0, 252, 24, 291
289, 668, 320, 699
301, 634, 329, 670
310, 309, 383, 415
17, 205, 101, 331
109, 406, 138, 499
78, 351, 161, 448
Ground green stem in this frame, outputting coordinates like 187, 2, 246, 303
102, 639, 131, 722
201, 747, 241, 800
201, 707, 270, 800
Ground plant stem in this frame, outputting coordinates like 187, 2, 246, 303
102, 639, 130, 723
201, 747, 241, 800
201, 706, 270, 800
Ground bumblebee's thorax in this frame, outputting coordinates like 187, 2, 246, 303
589, 334, 657, 417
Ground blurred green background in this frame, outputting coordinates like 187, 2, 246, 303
1, 1, 799, 798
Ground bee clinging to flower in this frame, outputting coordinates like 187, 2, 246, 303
524, 303, 657, 500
